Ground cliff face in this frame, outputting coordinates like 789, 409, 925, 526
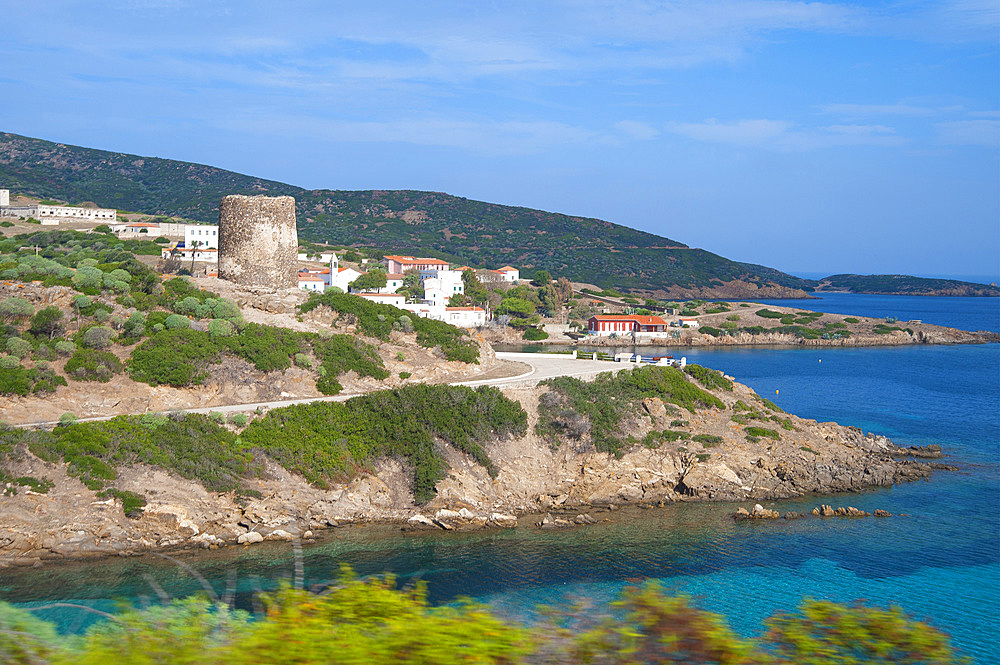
0, 375, 937, 566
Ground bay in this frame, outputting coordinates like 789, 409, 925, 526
1, 294, 998, 662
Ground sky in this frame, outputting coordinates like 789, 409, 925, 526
2, 1, 998, 281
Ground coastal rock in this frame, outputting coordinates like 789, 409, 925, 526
782, 512, 805, 520
267, 529, 294, 541
816, 505, 836, 517
835, 506, 869, 517
734, 507, 750, 519
873, 509, 892, 517
237, 531, 264, 545
406, 514, 437, 529
750, 504, 780, 519
489, 513, 518, 528
678, 463, 743, 499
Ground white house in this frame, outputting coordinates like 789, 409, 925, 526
298, 272, 327, 292
162, 246, 218, 264
330, 267, 363, 292
185, 224, 219, 250
679, 317, 700, 329
444, 306, 486, 328
298, 251, 338, 263
493, 266, 519, 282
378, 273, 405, 294
384, 255, 450, 273
423, 270, 464, 305
117, 221, 164, 236
356, 293, 406, 308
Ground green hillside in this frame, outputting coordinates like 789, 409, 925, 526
817, 274, 999, 297
0, 131, 812, 297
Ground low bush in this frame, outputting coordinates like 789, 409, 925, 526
240, 385, 526, 504
745, 426, 780, 440
692, 434, 723, 446
522, 326, 548, 340
684, 364, 733, 391
756, 308, 784, 319
536, 366, 725, 457
64, 348, 123, 382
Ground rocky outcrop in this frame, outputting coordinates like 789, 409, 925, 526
0, 377, 946, 565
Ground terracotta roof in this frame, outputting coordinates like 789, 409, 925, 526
358, 293, 403, 298
298, 274, 325, 282
386, 273, 405, 279
446, 306, 485, 312
590, 314, 667, 325
126, 222, 160, 228
384, 255, 449, 265
497, 266, 518, 272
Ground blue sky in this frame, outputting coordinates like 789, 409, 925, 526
2, 1, 998, 280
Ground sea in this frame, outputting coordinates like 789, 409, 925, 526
1, 293, 998, 662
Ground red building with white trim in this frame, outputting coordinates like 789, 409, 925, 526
587, 314, 668, 335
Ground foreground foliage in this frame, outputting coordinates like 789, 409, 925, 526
0, 569, 967, 664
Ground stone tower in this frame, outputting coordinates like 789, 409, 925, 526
218, 195, 298, 290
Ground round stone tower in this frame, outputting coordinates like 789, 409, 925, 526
218, 195, 298, 290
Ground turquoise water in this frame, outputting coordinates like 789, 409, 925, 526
1, 295, 998, 661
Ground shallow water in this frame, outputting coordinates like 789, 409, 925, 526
1, 295, 998, 662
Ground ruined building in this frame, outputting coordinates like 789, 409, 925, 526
218, 195, 298, 290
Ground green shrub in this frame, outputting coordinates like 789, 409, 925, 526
0, 356, 20, 369
65, 348, 123, 382
164, 313, 191, 330
745, 426, 780, 440
207, 318, 235, 337
0, 297, 34, 321
300, 292, 478, 364
399, 371, 412, 379
5, 337, 31, 359
294, 353, 312, 369
311, 334, 389, 395
692, 434, 723, 446
81, 325, 115, 348
844, 317, 860, 323
209, 411, 225, 423
129, 329, 221, 387
699, 326, 724, 337
241, 385, 526, 503
684, 364, 733, 391
522, 326, 548, 340
670, 419, 688, 428
228, 413, 248, 427
726, 314, 740, 321
536, 366, 724, 457
696, 453, 711, 462
756, 309, 784, 319
99, 488, 148, 517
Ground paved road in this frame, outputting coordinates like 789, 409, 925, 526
16, 352, 630, 428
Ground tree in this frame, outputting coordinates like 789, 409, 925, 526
462, 270, 489, 305
532, 270, 553, 287
29, 306, 64, 339
0, 297, 34, 322
448, 293, 468, 306
764, 599, 968, 665
496, 296, 536, 318
350, 271, 388, 293
189, 239, 202, 272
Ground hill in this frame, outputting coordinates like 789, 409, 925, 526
815, 274, 1000, 297
0, 131, 815, 297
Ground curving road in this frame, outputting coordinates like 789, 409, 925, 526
16, 352, 631, 428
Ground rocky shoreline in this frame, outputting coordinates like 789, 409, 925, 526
0, 374, 951, 568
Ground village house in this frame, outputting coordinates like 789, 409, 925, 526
587, 314, 670, 336
117, 221, 164, 236
163, 245, 218, 264
297, 272, 327, 292
384, 255, 450, 274
444, 306, 486, 327
184, 224, 219, 249
492, 266, 520, 282
0, 191, 117, 224
378, 273, 405, 294
678, 317, 700, 329
422, 269, 464, 305
355, 293, 406, 308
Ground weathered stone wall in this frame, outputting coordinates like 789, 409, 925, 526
218, 195, 298, 290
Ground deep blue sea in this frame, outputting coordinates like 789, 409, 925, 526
1, 294, 998, 661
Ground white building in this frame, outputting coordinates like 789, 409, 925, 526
444, 306, 486, 328
117, 221, 164, 236
298, 251, 338, 263
423, 269, 464, 305
0, 194, 117, 223
185, 224, 219, 250
356, 293, 406, 308
492, 266, 519, 282
379, 273, 405, 294
298, 272, 327, 292
162, 246, 218, 263
679, 317, 700, 329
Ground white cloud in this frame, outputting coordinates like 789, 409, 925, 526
614, 120, 661, 140
819, 103, 933, 116
665, 118, 791, 145
937, 119, 1000, 147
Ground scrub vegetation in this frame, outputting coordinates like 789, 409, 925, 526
0, 570, 967, 664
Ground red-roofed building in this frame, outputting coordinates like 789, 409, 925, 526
588, 314, 668, 335
384, 255, 450, 273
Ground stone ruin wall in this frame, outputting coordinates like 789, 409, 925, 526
218, 195, 298, 290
